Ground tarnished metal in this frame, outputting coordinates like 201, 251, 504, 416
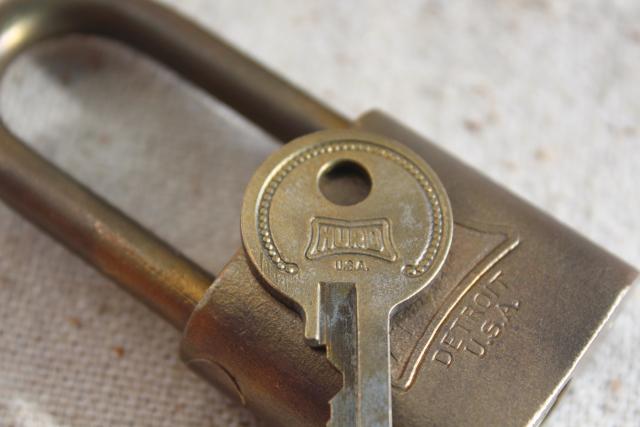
183, 112, 637, 426
0, 0, 347, 329
240, 130, 453, 425
0, 1, 636, 426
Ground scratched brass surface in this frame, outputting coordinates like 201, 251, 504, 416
181, 111, 637, 426
240, 130, 453, 425
0, 0, 636, 425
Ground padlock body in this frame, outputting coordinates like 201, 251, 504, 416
180, 111, 637, 426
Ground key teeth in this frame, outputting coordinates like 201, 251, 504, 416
304, 335, 323, 348
321, 282, 358, 426
327, 403, 339, 427
303, 309, 325, 348
302, 285, 325, 347
326, 335, 356, 427
328, 385, 353, 427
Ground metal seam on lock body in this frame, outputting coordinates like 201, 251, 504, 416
252, 138, 449, 279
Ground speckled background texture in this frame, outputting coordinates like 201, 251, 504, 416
0, 0, 638, 426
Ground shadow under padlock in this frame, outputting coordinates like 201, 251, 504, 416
0, 1, 636, 427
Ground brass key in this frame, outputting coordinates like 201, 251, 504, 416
0, 1, 636, 426
241, 130, 453, 426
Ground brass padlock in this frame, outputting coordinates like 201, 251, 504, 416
182, 112, 636, 426
0, 1, 636, 426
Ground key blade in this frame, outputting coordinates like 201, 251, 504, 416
321, 283, 392, 427
322, 282, 357, 426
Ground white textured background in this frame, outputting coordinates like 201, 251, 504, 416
0, 0, 638, 426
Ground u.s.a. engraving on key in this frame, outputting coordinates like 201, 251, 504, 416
241, 130, 453, 426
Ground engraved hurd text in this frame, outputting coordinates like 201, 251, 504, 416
305, 217, 397, 261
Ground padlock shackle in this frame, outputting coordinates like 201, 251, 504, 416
0, 0, 349, 330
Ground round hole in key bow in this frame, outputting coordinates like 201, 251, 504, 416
318, 159, 372, 206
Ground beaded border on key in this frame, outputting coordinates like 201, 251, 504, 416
256, 140, 445, 278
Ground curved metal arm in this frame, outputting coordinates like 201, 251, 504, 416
0, 0, 350, 330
